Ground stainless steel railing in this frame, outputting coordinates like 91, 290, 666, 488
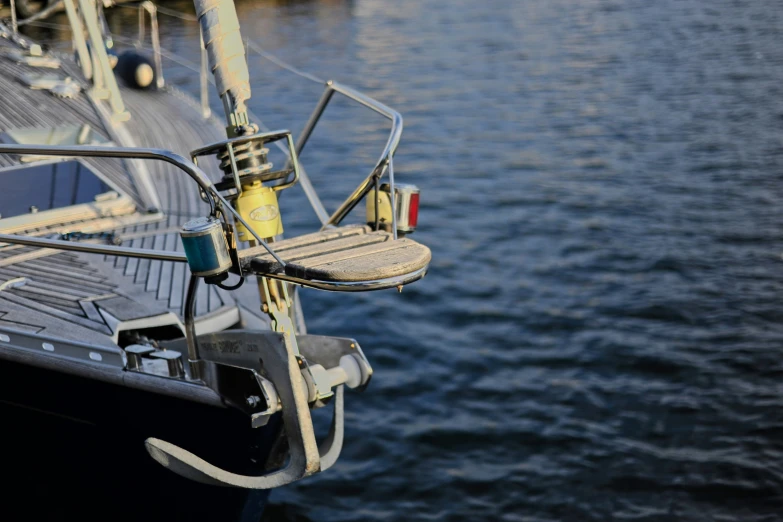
11, 2, 405, 238
131, 2, 209, 117
0, 142, 427, 292
292, 81, 403, 239
136, 1, 165, 89
0, 144, 285, 266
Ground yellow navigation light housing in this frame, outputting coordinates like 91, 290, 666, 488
234, 181, 283, 241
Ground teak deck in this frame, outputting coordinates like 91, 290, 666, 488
241, 225, 431, 283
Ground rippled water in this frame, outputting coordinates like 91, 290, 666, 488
42, 0, 783, 519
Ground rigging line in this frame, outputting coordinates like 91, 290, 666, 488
118, 35, 324, 96
16, 0, 64, 26
113, 2, 198, 22
112, 34, 205, 75
246, 40, 324, 85
18, 2, 325, 88
21, 20, 72, 31
28, 20, 324, 87
153, 5, 197, 22
12, 34, 69, 47
114, 1, 323, 84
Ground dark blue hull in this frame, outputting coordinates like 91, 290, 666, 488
0, 358, 281, 521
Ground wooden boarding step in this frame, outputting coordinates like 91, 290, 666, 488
238, 225, 431, 288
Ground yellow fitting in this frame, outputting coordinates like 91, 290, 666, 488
235, 181, 283, 241
366, 188, 393, 229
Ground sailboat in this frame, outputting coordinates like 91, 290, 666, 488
0, 0, 429, 519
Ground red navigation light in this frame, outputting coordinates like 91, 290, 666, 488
408, 192, 419, 228
366, 183, 420, 234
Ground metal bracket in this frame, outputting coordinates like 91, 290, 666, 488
148, 330, 367, 488
145, 384, 343, 487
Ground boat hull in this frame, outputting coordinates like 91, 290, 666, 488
0, 358, 281, 521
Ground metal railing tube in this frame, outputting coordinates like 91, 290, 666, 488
62, 0, 92, 80
78, 0, 127, 118
138, 1, 165, 89
0, 144, 217, 214
322, 82, 403, 238
9, 0, 17, 33
294, 85, 335, 158
199, 32, 211, 118
0, 144, 287, 267
292, 80, 403, 236
0, 234, 188, 262
184, 274, 201, 379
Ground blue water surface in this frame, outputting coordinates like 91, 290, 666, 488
102, 1, 783, 519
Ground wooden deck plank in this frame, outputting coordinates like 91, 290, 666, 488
241, 224, 431, 283
282, 239, 431, 282
238, 225, 371, 265
248, 231, 390, 273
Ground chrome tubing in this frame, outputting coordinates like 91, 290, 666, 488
199, 31, 211, 118
327, 82, 402, 239
190, 129, 301, 192
77, 0, 127, 119
62, 0, 93, 80
269, 266, 428, 293
9, 0, 17, 33
0, 144, 286, 267
138, 1, 165, 89
0, 144, 218, 214
16, 0, 65, 27
294, 81, 403, 238
184, 274, 201, 379
0, 234, 188, 262
294, 87, 335, 159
